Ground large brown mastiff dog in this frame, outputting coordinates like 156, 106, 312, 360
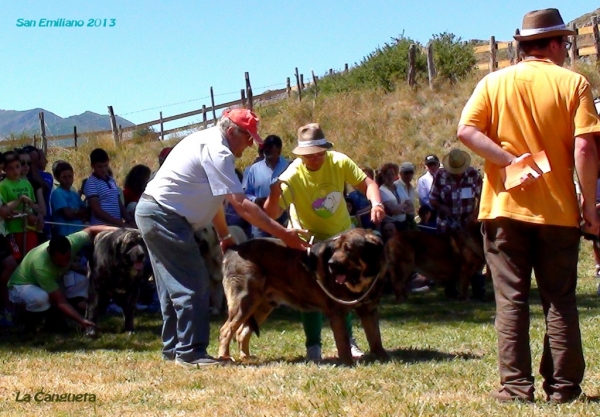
218, 228, 388, 365
384, 222, 485, 301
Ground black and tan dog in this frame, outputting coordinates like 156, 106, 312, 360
218, 228, 388, 365
384, 222, 485, 301
85, 229, 150, 336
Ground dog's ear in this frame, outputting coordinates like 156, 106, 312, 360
362, 233, 385, 275
306, 240, 334, 278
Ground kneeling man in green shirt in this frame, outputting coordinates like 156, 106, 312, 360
8, 225, 116, 331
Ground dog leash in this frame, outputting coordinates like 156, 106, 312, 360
43, 221, 134, 229
279, 180, 382, 306
312, 265, 384, 306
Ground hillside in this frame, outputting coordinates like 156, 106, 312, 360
0, 108, 134, 138
570, 7, 600, 28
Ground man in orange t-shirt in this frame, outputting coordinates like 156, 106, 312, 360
458, 8, 600, 404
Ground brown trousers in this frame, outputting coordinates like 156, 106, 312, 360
483, 218, 584, 400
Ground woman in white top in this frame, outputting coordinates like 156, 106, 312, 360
378, 163, 412, 231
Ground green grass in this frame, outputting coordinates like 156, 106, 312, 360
1, 243, 600, 416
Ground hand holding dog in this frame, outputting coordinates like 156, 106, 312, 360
370, 205, 385, 225
279, 228, 311, 251
219, 236, 236, 254
80, 318, 96, 329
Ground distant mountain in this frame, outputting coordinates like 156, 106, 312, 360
0, 109, 135, 138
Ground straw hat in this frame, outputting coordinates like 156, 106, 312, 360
442, 149, 471, 175
513, 8, 575, 41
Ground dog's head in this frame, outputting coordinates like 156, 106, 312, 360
114, 229, 147, 276
310, 229, 384, 294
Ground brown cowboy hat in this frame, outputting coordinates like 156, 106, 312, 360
442, 149, 471, 175
513, 8, 575, 41
292, 123, 334, 155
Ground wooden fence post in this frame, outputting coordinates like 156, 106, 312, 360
118, 124, 123, 142
245, 72, 253, 111
295, 67, 302, 102
160, 111, 164, 141
300, 74, 305, 90
210, 87, 216, 123
32, 134, 37, 147
202, 104, 207, 128
592, 16, 600, 65
241, 89, 247, 107
568, 22, 578, 64
286, 77, 291, 98
514, 29, 522, 63
311, 69, 318, 97
407, 44, 417, 87
508, 42, 515, 65
426, 42, 436, 90
38, 112, 47, 153
344, 63, 349, 73
73, 126, 78, 149
489, 36, 497, 73
107, 106, 119, 144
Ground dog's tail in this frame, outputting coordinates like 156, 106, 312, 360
248, 315, 260, 337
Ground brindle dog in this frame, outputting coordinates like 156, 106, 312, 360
384, 222, 486, 301
85, 229, 150, 336
218, 228, 388, 365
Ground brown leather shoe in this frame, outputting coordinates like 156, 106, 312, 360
490, 388, 534, 403
546, 392, 581, 404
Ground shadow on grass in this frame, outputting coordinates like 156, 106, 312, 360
0, 311, 165, 353
2, 284, 596, 354
221, 346, 481, 368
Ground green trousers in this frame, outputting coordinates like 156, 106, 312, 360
302, 311, 354, 348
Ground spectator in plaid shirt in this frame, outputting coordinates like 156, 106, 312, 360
429, 149, 482, 233
430, 148, 485, 300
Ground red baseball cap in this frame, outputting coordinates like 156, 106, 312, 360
222, 108, 263, 145
158, 147, 173, 159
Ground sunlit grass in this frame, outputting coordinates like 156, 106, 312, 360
1, 243, 600, 416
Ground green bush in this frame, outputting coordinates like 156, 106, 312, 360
318, 35, 426, 94
430, 32, 476, 82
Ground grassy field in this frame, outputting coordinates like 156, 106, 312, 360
1, 241, 600, 417
1, 62, 599, 417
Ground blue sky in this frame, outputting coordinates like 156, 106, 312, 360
1, 1, 597, 130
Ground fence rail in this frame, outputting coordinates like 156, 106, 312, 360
475, 18, 600, 72
0, 82, 290, 150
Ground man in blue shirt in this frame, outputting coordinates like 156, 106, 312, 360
243, 135, 290, 238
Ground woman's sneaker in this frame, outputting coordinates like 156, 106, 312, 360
350, 338, 365, 358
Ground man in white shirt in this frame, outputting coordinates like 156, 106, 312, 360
136, 109, 309, 368
417, 154, 440, 221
